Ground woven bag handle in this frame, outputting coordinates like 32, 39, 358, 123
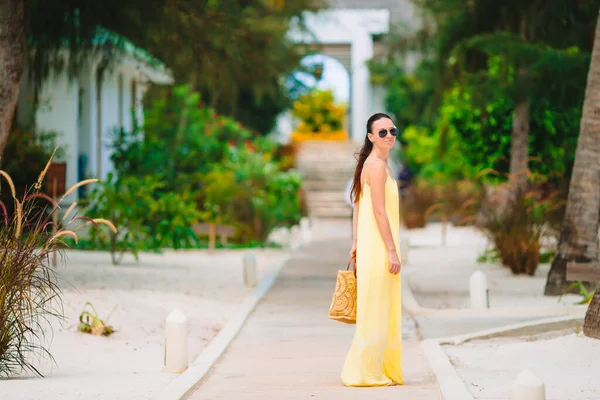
346, 258, 357, 275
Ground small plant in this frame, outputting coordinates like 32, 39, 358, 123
477, 247, 500, 263
77, 302, 115, 336
0, 151, 115, 377
561, 281, 596, 305
539, 249, 556, 264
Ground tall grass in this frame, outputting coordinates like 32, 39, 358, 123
0, 153, 115, 377
401, 179, 484, 229
475, 170, 565, 275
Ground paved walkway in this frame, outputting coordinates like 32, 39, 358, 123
188, 237, 441, 399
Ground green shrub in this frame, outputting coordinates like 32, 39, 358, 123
81, 84, 302, 255
401, 85, 580, 185
83, 173, 201, 264
110, 85, 253, 190
203, 145, 303, 242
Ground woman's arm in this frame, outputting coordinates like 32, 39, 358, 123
350, 199, 359, 261
352, 199, 359, 245
367, 161, 401, 274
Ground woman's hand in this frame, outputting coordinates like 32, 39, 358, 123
388, 250, 401, 275
349, 242, 357, 260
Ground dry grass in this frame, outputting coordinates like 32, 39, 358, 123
476, 178, 564, 276
0, 152, 115, 377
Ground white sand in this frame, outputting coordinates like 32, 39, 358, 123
402, 223, 584, 309
0, 248, 289, 399
444, 332, 600, 400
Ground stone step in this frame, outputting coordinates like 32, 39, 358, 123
298, 170, 354, 181
302, 180, 350, 191
297, 158, 355, 165
295, 140, 360, 149
297, 163, 356, 172
305, 190, 349, 202
295, 141, 360, 218
308, 206, 352, 218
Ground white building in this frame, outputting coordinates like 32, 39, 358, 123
275, 1, 421, 144
16, 35, 173, 202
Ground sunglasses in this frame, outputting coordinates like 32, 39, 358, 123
376, 127, 399, 138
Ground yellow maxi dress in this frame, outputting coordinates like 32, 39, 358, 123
341, 175, 403, 387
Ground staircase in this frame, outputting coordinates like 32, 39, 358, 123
295, 141, 360, 218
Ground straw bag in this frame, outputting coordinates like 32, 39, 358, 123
328, 258, 357, 324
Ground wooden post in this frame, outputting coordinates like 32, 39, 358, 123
441, 214, 447, 246
47, 162, 66, 268
566, 262, 600, 283
52, 177, 58, 267
208, 223, 216, 252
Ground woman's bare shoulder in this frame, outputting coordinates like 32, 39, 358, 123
363, 158, 388, 184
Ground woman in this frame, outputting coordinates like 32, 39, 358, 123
341, 112, 403, 387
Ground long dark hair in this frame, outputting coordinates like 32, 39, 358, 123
350, 113, 393, 203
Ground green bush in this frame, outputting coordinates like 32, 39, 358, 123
400, 124, 475, 184
80, 85, 303, 256
399, 84, 580, 186
110, 85, 253, 190
83, 173, 202, 264
203, 144, 303, 242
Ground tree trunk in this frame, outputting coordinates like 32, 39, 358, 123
509, 99, 530, 191
584, 291, 600, 339
0, 0, 26, 159
544, 11, 600, 300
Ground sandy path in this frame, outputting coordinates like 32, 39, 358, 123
402, 223, 583, 309
444, 332, 599, 400
0, 248, 289, 399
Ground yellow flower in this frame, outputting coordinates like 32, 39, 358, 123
319, 124, 332, 133
314, 114, 324, 125
297, 122, 309, 133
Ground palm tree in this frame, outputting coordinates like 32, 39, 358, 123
543, 10, 600, 338
0, 0, 25, 160
0, 0, 167, 158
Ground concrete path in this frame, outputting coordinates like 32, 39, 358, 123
188, 238, 441, 400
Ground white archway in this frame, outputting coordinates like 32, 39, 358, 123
296, 54, 351, 132
287, 9, 391, 142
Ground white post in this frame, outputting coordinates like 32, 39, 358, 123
290, 225, 300, 249
400, 238, 409, 266
300, 217, 311, 244
163, 309, 188, 373
509, 370, 546, 400
280, 228, 292, 249
243, 252, 257, 288
350, 31, 374, 141
469, 270, 489, 309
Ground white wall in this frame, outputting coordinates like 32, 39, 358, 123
99, 70, 119, 180
77, 63, 94, 186
287, 9, 391, 142
35, 72, 79, 203
77, 61, 145, 184
15, 49, 172, 204
370, 84, 388, 119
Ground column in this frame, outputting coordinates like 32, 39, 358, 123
350, 33, 373, 142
